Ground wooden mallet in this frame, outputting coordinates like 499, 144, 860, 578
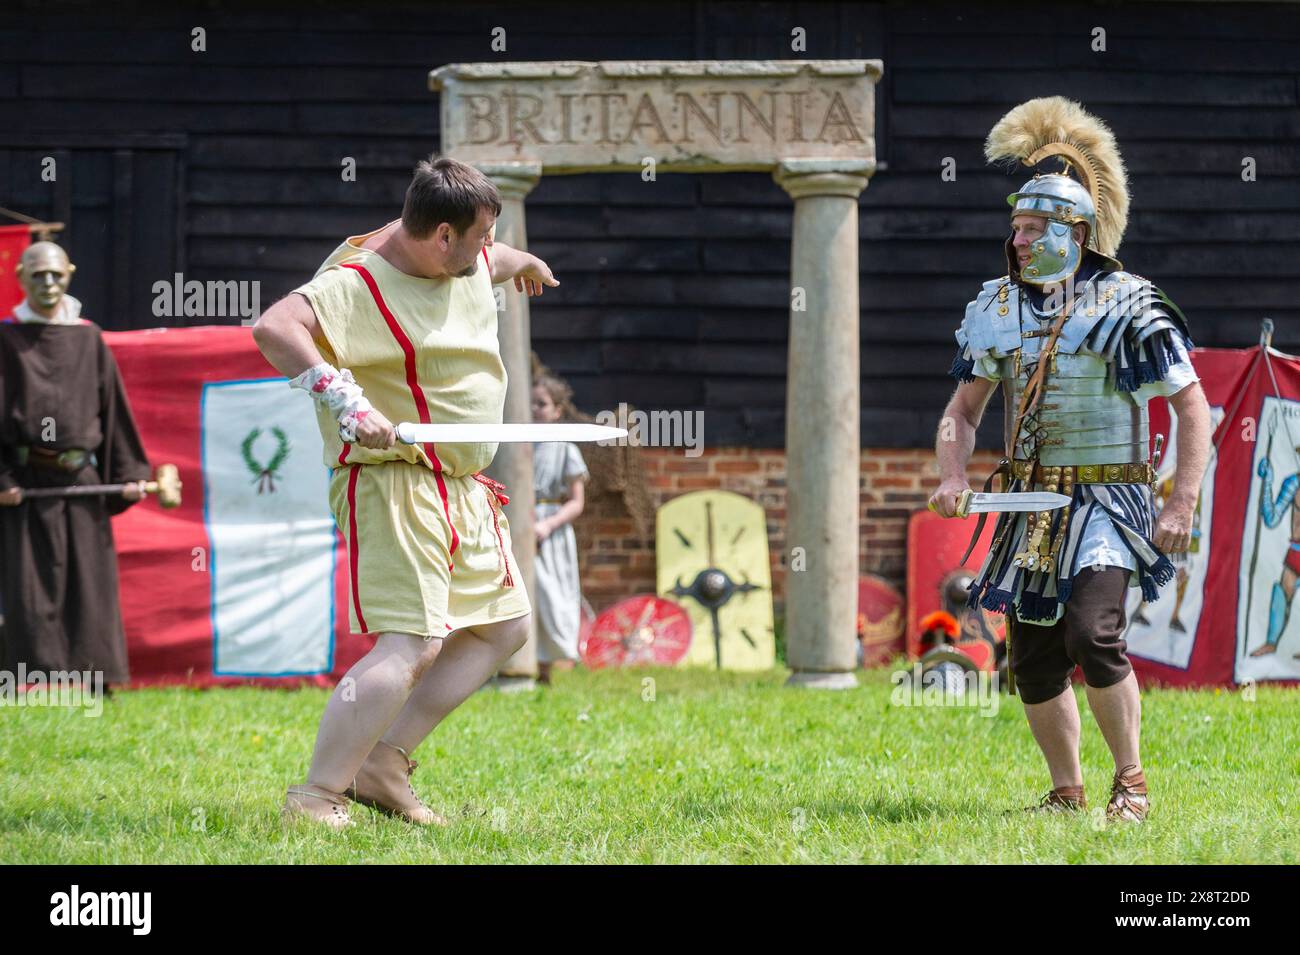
18, 463, 182, 508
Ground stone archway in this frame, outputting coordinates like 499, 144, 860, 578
430, 59, 883, 687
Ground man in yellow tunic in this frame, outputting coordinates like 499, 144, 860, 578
254, 156, 558, 828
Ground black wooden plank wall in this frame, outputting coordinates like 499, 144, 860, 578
0, 1, 1296, 448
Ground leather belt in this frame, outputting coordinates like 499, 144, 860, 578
535, 497, 565, 505
1012, 459, 1154, 485
15, 446, 90, 472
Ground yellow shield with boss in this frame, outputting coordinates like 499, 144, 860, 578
655, 490, 776, 671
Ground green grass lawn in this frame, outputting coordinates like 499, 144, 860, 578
2, 666, 1296, 864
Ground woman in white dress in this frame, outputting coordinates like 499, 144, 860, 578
530, 373, 589, 684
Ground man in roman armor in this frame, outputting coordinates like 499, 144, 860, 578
928, 98, 1212, 822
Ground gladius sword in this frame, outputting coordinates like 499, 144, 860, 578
929, 489, 1072, 519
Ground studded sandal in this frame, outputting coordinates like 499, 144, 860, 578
1007, 784, 1087, 815
1105, 764, 1149, 823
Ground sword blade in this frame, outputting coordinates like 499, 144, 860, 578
396, 422, 629, 445
964, 491, 1072, 514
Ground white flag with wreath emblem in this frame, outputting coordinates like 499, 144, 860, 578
200, 378, 337, 676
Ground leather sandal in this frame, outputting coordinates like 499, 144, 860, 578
1008, 784, 1087, 815
282, 783, 354, 829
1106, 764, 1149, 823
345, 740, 449, 827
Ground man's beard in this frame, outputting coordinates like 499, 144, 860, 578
455, 258, 478, 278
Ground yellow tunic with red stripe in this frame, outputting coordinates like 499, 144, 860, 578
293, 224, 530, 638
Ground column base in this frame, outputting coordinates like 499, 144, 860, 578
785, 670, 859, 690
492, 675, 537, 693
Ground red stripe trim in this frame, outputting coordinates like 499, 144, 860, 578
482, 247, 490, 271
345, 464, 369, 633
340, 261, 460, 560
341, 263, 441, 468
433, 470, 457, 568
337, 443, 350, 466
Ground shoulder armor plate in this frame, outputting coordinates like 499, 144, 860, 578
956, 276, 1021, 358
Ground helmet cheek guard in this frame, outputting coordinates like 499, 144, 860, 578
1005, 173, 1096, 286
1005, 220, 1085, 286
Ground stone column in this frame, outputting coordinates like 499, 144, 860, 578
481, 162, 542, 688
773, 159, 874, 689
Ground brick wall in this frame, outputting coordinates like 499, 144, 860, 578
573, 445, 1005, 617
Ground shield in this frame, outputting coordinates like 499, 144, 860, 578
579, 594, 693, 669
577, 595, 596, 655
655, 490, 775, 670
857, 575, 905, 668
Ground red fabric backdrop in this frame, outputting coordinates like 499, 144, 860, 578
95, 329, 1300, 689
107, 326, 371, 688
1137, 345, 1300, 687
908, 344, 1300, 688
0, 226, 31, 317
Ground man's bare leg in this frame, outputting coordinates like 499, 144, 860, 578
1023, 685, 1084, 789
1084, 670, 1142, 773
303, 632, 442, 793
381, 613, 531, 753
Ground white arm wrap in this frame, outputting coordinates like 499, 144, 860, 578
290, 363, 374, 442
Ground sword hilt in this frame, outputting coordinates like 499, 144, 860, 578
1150, 433, 1165, 495
927, 488, 972, 518
956, 489, 973, 518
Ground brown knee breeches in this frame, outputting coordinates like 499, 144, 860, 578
1009, 566, 1134, 704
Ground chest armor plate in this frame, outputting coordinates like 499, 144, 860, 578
999, 346, 1146, 465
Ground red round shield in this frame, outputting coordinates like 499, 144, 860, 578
579, 594, 693, 669
858, 574, 906, 668
578, 596, 596, 654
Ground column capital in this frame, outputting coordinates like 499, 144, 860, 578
476, 161, 543, 200
773, 158, 875, 200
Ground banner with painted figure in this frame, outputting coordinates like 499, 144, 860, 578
1129, 344, 1300, 687
105, 327, 370, 687
1122, 399, 1225, 673
1236, 390, 1300, 685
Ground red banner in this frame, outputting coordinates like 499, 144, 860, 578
908, 344, 1300, 689
1134, 345, 1300, 687
100, 329, 1300, 689
0, 226, 31, 318
107, 326, 371, 688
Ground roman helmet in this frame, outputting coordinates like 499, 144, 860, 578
984, 97, 1130, 286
